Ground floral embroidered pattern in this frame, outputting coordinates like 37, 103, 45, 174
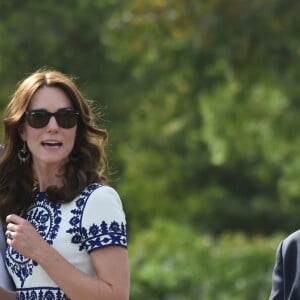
17, 287, 69, 299
67, 183, 127, 252
27, 193, 62, 244
6, 183, 127, 297
5, 250, 37, 288
6, 193, 62, 287
82, 220, 127, 251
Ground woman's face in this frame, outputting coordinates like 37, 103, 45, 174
20, 86, 78, 170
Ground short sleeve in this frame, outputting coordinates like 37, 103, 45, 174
81, 185, 127, 253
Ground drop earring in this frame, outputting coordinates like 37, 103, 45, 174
18, 141, 30, 165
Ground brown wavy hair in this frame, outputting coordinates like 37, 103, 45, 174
0, 68, 108, 222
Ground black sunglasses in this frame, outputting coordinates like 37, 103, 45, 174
25, 108, 80, 129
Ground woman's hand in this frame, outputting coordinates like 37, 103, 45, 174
6, 214, 47, 261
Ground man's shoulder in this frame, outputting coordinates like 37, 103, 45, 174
281, 229, 300, 252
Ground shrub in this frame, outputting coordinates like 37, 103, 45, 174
129, 219, 283, 300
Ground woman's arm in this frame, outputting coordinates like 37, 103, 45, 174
6, 214, 130, 300
0, 287, 16, 300
37, 244, 130, 300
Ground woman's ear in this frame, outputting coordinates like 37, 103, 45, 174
18, 126, 25, 141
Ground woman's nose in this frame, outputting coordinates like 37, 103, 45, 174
46, 116, 59, 130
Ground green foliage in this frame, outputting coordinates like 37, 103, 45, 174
130, 220, 282, 300
0, 0, 299, 235
0, 1, 299, 298
101, 0, 300, 234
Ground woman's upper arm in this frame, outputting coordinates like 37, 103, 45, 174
90, 247, 130, 299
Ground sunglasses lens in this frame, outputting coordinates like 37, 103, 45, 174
27, 111, 50, 128
26, 109, 79, 129
56, 110, 79, 128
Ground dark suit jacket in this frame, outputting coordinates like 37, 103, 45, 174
270, 230, 300, 299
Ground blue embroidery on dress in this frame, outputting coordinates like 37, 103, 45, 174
6, 193, 62, 287
17, 287, 69, 300
27, 194, 61, 244
83, 220, 127, 251
66, 183, 127, 252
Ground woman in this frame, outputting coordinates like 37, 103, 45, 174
0, 69, 130, 300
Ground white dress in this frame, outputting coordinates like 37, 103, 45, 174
6, 183, 127, 300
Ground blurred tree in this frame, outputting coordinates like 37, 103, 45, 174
130, 220, 280, 300
100, 0, 300, 234
1, 0, 300, 235
1, 1, 299, 298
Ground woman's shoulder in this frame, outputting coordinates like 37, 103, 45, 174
86, 183, 120, 198
84, 183, 124, 210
